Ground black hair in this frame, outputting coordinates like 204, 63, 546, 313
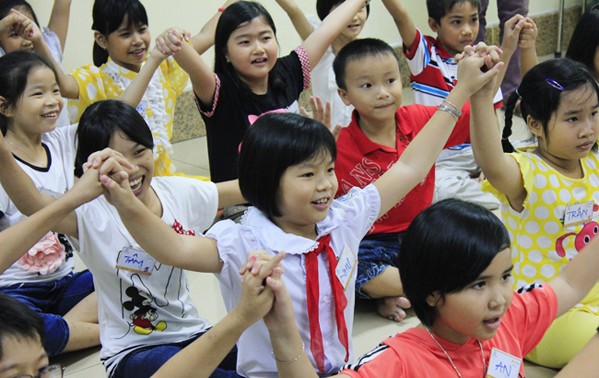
566, 4, 599, 77
0, 0, 39, 27
0, 292, 44, 359
91, 0, 149, 67
238, 112, 336, 219
333, 38, 400, 90
214, 1, 285, 94
75, 100, 153, 176
426, 0, 480, 23
316, 0, 370, 21
398, 199, 510, 327
501, 58, 599, 153
0, 51, 57, 135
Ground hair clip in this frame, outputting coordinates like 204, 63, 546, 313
545, 78, 564, 91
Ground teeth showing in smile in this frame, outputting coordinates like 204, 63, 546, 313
252, 58, 267, 64
42, 112, 58, 118
314, 198, 328, 204
129, 176, 143, 190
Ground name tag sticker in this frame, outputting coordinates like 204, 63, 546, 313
336, 245, 357, 290
563, 200, 594, 227
486, 348, 521, 378
116, 247, 156, 275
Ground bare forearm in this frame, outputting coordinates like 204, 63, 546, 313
520, 47, 537, 79
278, 0, 313, 40
119, 54, 163, 106
270, 329, 320, 378
48, 0, 72, 49
382, 0, 416, 49
152, 309, 249, 378
33, 40, 79, 98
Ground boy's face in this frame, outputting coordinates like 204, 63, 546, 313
428, 1, 479, 56
0, 335, 49, 378
337, 53, 403, 126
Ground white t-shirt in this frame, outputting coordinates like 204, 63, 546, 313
0, 124, 77, 286
207, 184, 380, 378
73, 176, 218, 375
308, 17, 354, 129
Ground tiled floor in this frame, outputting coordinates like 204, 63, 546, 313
54, 86, 557, 377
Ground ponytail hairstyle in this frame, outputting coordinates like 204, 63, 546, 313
91, 0, 148, 67
0, 52, 57, 135
214, 1, 284, 93
501, 58, 599, 153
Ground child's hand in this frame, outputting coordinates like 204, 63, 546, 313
518, 17, 537, 50
500, 14, 527, 55
263, 264, 297, 334
83, 148, 136, 173
155, 28, 191, 57
455, 43, 503, 96
68, 166, 104, 205
299, 96, 342, 140
11, 9, 42, 45
97, 158, 137, 208
0, 9, 25, 34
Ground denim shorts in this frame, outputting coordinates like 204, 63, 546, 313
110, 332, 239, 378
0, 269, 95, 355
356, 233, 403, 299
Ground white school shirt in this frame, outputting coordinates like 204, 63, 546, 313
308, 17, 354, 129
206, 184, 380, 378
0, 124, 77, 286
73, 177, 217, 376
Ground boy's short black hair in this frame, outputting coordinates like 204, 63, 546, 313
0, 292, 44, 359
238, 112, 336, 219
398, 199, 510, 327
333, 37, 400, 90
427, 0, 480, 23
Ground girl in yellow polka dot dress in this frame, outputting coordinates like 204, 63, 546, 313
470, 58, 599, 369
37, 0, 234, 179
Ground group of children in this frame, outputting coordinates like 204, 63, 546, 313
0, 0, 599, 377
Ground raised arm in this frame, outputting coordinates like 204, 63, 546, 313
119, 40, 167, 107
301, 0, 366, 69
374, 45, 504, 217
152, 253, 283, 378
98, 159, 223, 272
276, 0, 314, 40
518, 17, 538, 78
469, 60, 526, 211
47, 0, 72, 50
382, 0, 417, 51
549, 231, 599, 317
0, 167, 102, 272
190, 0, 239, 54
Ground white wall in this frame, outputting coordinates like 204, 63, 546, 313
28, 0, 581, 72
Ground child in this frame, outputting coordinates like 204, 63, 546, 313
163, 0, 371, 182
566, 4, 599, 82
0, 51, 99, 356
275, 0, 370, 129
0, 99, 244, 377
96, 45, 503, 377
470, 58, 599, 368
0, 0, 73, 127
264, 198, 599, 377
28, 0, 235, 178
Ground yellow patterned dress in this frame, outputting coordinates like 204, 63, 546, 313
68, 57, 207, 180
483, 147, 599, 367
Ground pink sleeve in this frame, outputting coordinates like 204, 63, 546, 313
294, 46, 311, 91
195, 73, 221, 118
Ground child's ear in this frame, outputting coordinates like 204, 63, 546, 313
526, 115, 544, 139
94, 31, 107, 50
426, 291, 442, 308
337, 88, 352, 106
0, 96, 13, 117
428, 17, 440, 33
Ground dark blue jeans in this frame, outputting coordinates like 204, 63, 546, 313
110, 332, 240, 378
0, 269, 95, 355
356, 233, 403, 299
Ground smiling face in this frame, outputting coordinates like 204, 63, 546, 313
0, 335, 48, 378
428, 248, 514, 345
108, 130, 154, 205
331, 2, 368, 42
7, 66, 62, 136
429, 1, 479, 56
273, 149, 338, 239
95, 15, 150, 72
225, 16, 278, 93
338, 52, 403, 129
532, 84, 599, 171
